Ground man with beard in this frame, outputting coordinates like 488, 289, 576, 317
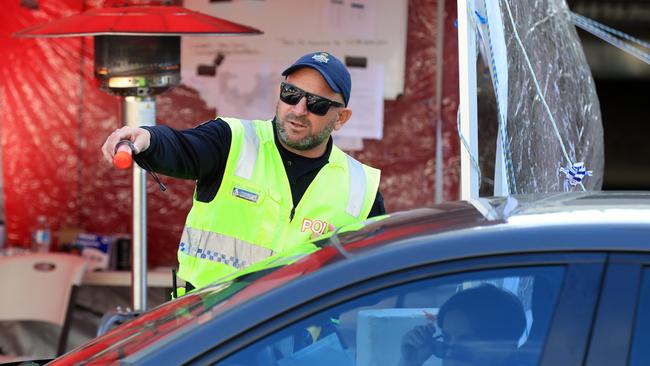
101, 52, 383, 295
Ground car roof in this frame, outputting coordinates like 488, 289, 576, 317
473, 191, 650, 223
331, 191, 650, 256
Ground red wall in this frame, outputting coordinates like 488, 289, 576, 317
0, 0, 458, 267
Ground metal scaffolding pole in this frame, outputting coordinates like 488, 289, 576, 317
457, 0, 479, 200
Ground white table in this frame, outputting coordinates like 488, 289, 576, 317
82, 269, 183, 288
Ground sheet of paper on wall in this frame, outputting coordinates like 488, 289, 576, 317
182, 0, 407, 99
334, 64, 384, 140
333, 135, 364, 152
181, 58, 284, 120
323, 0, 376, 38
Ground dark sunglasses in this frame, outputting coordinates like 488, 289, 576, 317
279, 82, 344, 116
430, 334, 476, 362
431, 334, 513, 362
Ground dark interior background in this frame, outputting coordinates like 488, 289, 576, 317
568, 0, 650, 190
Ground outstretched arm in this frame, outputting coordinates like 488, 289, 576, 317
100, 119, 232, 183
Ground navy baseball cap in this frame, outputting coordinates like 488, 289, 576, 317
282, 52, 351, 106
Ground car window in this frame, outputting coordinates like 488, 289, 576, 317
218, 266, 564, 366
628, 269, 650, 366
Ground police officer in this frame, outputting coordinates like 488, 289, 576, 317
101, 52, 384, 293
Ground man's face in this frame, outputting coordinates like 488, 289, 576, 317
440, 310, 476, 366
275, 67, 348, 153
440, 311, 518, 366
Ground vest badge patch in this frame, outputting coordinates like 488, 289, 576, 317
232, 187, 259, 203
301, 218, 330, 236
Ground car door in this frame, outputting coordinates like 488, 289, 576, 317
189, 252, 606, 366
585, 253, 650, 366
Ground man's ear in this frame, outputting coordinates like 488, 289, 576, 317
333, 108, 352, 131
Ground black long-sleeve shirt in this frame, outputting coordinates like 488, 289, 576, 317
134, 118, 385, 217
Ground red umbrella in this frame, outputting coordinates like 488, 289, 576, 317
13, 5, 263, 37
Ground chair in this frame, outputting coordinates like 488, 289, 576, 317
0, 253, 87, 359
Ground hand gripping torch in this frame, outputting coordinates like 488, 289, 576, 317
113, 140, 167, 191
113, 140, 135, 169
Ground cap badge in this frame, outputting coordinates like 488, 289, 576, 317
312, 52, 330, 63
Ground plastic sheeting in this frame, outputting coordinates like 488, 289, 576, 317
0, 0, 459, 267
0, 0, 91, 247
476, 0, 604, 194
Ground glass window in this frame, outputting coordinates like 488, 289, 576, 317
218, 266, 564, 366
629, 269, 650, 366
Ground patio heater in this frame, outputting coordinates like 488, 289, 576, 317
15, 3, 262, 311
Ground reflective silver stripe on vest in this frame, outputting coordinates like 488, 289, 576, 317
346, 156, 367, 217
234, 119, 259, 180
179, 227, 274, 269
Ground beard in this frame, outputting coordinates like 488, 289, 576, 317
275, 109, 336, 151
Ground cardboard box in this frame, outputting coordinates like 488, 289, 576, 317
76, 233, 115, 272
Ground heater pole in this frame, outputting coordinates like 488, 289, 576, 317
123, 95, 155, 311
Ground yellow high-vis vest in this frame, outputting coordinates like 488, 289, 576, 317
176, 118, 381, 289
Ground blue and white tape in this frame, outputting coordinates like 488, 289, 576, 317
560, 162, 593, 187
